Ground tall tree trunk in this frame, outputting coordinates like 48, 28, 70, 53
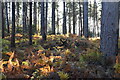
83, 0, 88, 38
23, 2, 27, 33
79, 2, 82, 36
41, 2, 46, 41
29, 2, 32, 45
37, 2, 40, 34
34, 2, 37, 33
95, 1, 98, 37
80, 2, 83, 37
119, 2, 120, 37
2, 3, 5, 39
68, 7, 71, 34
89, 1, 92, 37
89, 1, 92, 22
25, 3, 28, 32
41, 2, 44, 35
63, 2, 67, 34
11, 2, 15, 47
45, 2, 48, 34
73, 2, 75, 34
0, 1, 2, 38
52, 2, 55, 34
5, 2, 10, 34
93, 0, 96, 37
57, 7, 59, 34
100, 2, 119, 66
9, 2, 10, 28
16, 2, 19, 28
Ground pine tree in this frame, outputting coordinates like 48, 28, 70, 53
52, 2, 55, 34
29, 2, 32, 45
63, 2, 67, 34
83, 0, 88, 38
11, 2, 15, 47
41, 2, 46, 40
100, 2, 119, 66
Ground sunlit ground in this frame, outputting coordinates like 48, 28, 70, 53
0, 34, 120, 79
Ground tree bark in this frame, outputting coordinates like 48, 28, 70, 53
41, 2, 46, 41
37, 2, 40, 34
68, 7, 71, 34
119, 2, 120, 37
93, 0, 96, 37
9, 2, 10, 26
45, 2, 48, 34
79, 2, 82, 36
11, 2, 15, 47
73, 2, 75, 34
29, 2, 32, 45
16, 2, 19, 28
52, 2, 55, 34
80, 2, 83, 37
63, 2, 67, 34
57, 6, 59, 34
34, 2, 37, 33
0, 1, 2, 38
100, 2, 119, 66
25, 3, 28, 32
95, 1, 98, 37
5, 2, 10, 34
23, 2, 27, 33
2, 3, 5, 39
83, 0, 88, 38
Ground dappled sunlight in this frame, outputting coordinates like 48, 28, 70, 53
1, 34, 120, 79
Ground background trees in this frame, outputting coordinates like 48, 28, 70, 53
1, 1, 103, 39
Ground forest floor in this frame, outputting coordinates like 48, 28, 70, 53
0, 34, 120, 79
